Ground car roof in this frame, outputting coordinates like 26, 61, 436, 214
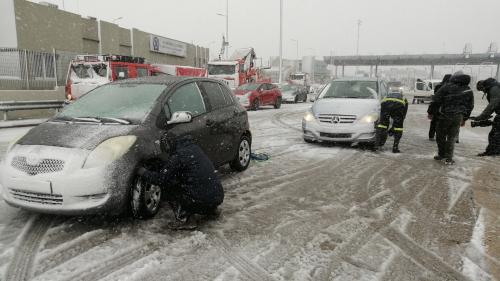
111, 76, 224, 87
332, 77, 380, 82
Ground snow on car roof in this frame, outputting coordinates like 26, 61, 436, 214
332, 77, 380, 82
111, 76, 223, 87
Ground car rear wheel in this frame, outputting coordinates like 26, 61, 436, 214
252, 99, 260, 111
274, 97, 282, 109
130, 176, 162, 219
230, 136, 251, 171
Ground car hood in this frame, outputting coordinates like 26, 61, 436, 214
313, 98, 380, 116
17, 122, 139, 150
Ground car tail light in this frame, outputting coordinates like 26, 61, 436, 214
65, 79, 73, 100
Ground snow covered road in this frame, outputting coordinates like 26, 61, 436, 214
0, 102, 499, 281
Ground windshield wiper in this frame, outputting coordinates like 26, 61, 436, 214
73, 117, 131, 125
100, 117, 131, 125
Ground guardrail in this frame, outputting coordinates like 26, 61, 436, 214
0, 100, 65, 121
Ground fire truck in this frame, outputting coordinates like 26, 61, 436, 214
207, 48, 269, 90
65, 55, 207, 100
65, 55, 155, 100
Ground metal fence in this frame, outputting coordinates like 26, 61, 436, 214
0, 48, 77, 90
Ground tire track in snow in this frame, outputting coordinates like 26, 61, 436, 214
321, 160, 466, 279
33, 229, 120, 277
210, 234, 275, 281
58, 241, 160, 281
271, 111, 303, 133
5, 215, 53, 281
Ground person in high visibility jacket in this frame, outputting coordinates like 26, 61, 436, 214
375, 91, 409, 153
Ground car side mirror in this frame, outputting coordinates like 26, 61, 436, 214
167, 111, 192, 125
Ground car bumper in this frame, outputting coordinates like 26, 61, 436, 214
236, 96, 251, 108
0, 145, 131, 215
282, 95, 296, 102
302, 118, 376, 143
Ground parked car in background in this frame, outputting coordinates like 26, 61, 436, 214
309, 84, 327, 102
280, 83, 307, 103
234, 82, 282, 110
302, 77, 388, 145
387, 81, 404, 94
1, 76, 252, 218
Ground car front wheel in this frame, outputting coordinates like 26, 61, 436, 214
274, 97, 282, 109
230, 136, 251, 171
252, 99, 260, 111
130, 176, 162, 219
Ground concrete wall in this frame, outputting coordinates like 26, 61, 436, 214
14, 0, 83, 52
9, 0, 209, 67
0, 0, 18, 48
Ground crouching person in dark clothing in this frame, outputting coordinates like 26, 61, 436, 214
138, 134, 224, 230
375, 91, 409, 153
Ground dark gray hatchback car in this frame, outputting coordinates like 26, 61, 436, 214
1, 76, 251, 218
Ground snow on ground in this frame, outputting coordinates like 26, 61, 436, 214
0, 100, 499, 281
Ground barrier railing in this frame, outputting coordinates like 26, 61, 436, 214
0, 100, 65, 121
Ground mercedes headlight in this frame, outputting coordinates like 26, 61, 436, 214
83, 136, 137, 169
304, 110, 315, 122
360, 113, 379, 123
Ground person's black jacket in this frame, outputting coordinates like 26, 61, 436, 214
430, 74, 474, 120
427, 74, 452, 116
141, 136, 224, 206
383, 92, 409, 117
476, 78, 500, 120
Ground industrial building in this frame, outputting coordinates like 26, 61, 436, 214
0, 0, 209, 90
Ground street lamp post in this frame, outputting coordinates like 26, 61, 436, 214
216, 0, 229, 59
279, 0, 283, 85
290, 39, 299, 60
356, 19, 362, 56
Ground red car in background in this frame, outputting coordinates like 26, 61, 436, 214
234, 82, 282, 110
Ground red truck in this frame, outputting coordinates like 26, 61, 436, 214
65, 55, 207, 100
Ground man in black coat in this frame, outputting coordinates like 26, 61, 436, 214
429, 72, 474, 165
474, 78, 500, 156
428, 74, 452, 140
138, 134, 224, 229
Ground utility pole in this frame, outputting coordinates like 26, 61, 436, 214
279, 0, 283, 85
226, 0, 229, 58
356, 19, 362, 56
216, 0, 229, 59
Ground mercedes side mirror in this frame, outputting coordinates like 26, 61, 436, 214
167, 111, 192, 125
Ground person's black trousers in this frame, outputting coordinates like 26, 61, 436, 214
485, 115, 500, 155
429, 118, 437, 139
436, 114, 462, 159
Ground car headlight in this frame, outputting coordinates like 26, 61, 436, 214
304, 110, 315, 122
360, 113, 379, 123
83, 136, 137, 169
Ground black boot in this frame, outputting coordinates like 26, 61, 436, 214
392, 135, 401, 153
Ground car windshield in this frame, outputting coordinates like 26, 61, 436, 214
388, 82, 403, 88
70, 63, 108, 79
237, 83, 261, 91
208, 64, 236, 75
321, 80, 378, 99
57, 83, 167, 123
280, 84, 296, 91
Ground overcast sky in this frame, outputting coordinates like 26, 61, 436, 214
34, 0, 500, 60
